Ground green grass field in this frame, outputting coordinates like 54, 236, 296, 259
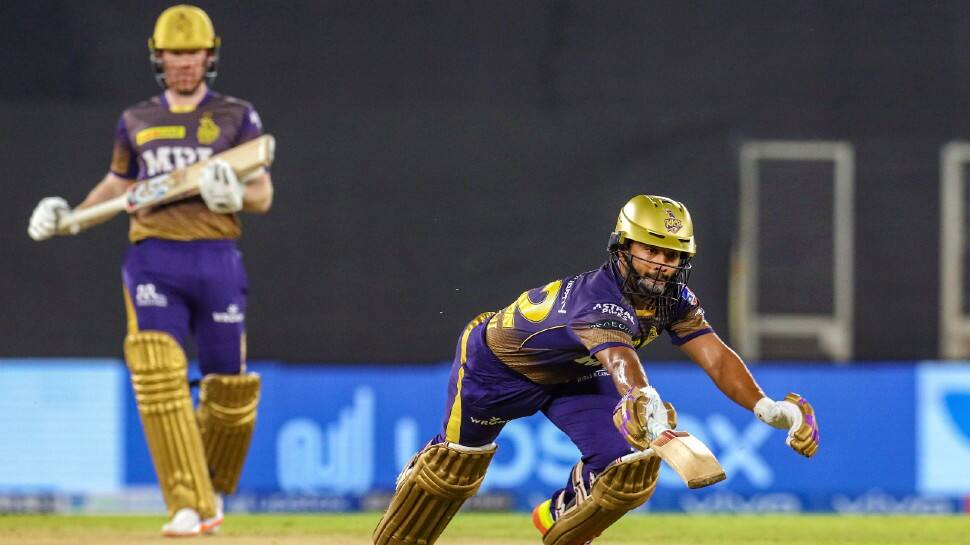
0, 513, 968, 545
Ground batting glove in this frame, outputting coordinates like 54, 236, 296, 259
754, 393, 820, 458
28, 196, 71, 240
613, 386, 678, 450
199, 159, 244, 214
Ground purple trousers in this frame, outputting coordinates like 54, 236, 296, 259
434, 314, 632, 507
122, 238, 248, 375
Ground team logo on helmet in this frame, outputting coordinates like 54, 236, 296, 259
174, 12, 192, 36
663, 209, 683, 234
197, 113, 220, 145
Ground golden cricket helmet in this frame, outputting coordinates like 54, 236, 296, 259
148, 5, 221, 89
608, 195, 696, 321
608, 194, 696, 256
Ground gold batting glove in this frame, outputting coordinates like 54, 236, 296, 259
612, 386, 676, 450
754, 392, 820, 458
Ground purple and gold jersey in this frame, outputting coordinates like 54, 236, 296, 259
110, 91, 263, 242
484, 261, 712, 384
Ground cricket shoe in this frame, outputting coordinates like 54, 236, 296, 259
531, 498, 594, 545
162, 508, 203, 537
161, 499, 223, 537
532, 499, 556, 536
202, 494, 224, 535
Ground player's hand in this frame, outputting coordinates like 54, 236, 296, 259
613, 386, 677, 450
199, 159, 244, 214
28, 196, 71, 241
754, 393, 819, 458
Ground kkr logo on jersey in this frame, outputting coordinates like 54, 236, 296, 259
197, 113, 220, 145
142, 146, 214, 176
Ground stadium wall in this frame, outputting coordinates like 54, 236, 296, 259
5, 3, 970, 362
1, 359, 967, 514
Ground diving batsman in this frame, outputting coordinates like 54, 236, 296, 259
373, 195, 820, 545
27, 5, 271, 537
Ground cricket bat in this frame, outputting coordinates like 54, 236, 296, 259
650, 429, 726, 489
56, 134, 275, 234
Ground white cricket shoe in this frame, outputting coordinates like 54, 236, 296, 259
162, 507, 202, 537
202, 494, 224, 535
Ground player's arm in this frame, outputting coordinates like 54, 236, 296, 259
596, 346, 675, 450
678, 332, 764, 410
679, 332, 820, 457
199, 162, 273, 215
28, 172, 131, 241
78, 172, 131, 213
242, 170, 273, 213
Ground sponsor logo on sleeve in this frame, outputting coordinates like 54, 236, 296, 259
589, 319, 633, 335
557, 278, 576, 314
682, 286, 698, 306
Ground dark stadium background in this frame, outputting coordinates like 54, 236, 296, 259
1, 1, 962, 362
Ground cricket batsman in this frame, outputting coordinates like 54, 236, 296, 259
27, 5, 272, 537
373, 195, 820, 545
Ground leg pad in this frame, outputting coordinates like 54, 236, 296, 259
125, 331, 215, 519
373, 442, 497, 545
543, 450, 660, 545
197, 373, 261, 494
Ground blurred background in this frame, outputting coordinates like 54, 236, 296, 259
0, 0, 968, 515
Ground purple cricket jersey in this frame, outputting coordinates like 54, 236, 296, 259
111, 90, 264, 242
435, 260, 713, 469
484, 260, 713, 384
115, 90, 263, 375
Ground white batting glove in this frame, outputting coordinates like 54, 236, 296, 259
199, 159, 244, 214
28, 196, 70, 241
754, 393, 820, 458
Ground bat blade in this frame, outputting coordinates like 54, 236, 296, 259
650, 430, 726, 489
57, 134, 275, 234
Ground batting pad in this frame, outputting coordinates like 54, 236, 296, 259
373, 442, 497, 545
543, 450, 660, 545
197, 373, 260, 494
124, 331, 216, 519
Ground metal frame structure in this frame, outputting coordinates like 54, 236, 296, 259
731, 140, 855, 362
940, 142, 970, 359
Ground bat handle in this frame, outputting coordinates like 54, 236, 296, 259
55, 195, 127, 235
648, 421, 671, 441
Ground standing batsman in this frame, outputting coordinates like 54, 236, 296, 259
373, 195, 820, 545
27, 5, 272, 537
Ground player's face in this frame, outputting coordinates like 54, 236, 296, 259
626, 241, 682, 295
160, 50, 209, 95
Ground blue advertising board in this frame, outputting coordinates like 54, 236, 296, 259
1, 359, 968, 513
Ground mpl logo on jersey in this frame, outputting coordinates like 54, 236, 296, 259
917, 363, 970, 494
142, 146, 213, 176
